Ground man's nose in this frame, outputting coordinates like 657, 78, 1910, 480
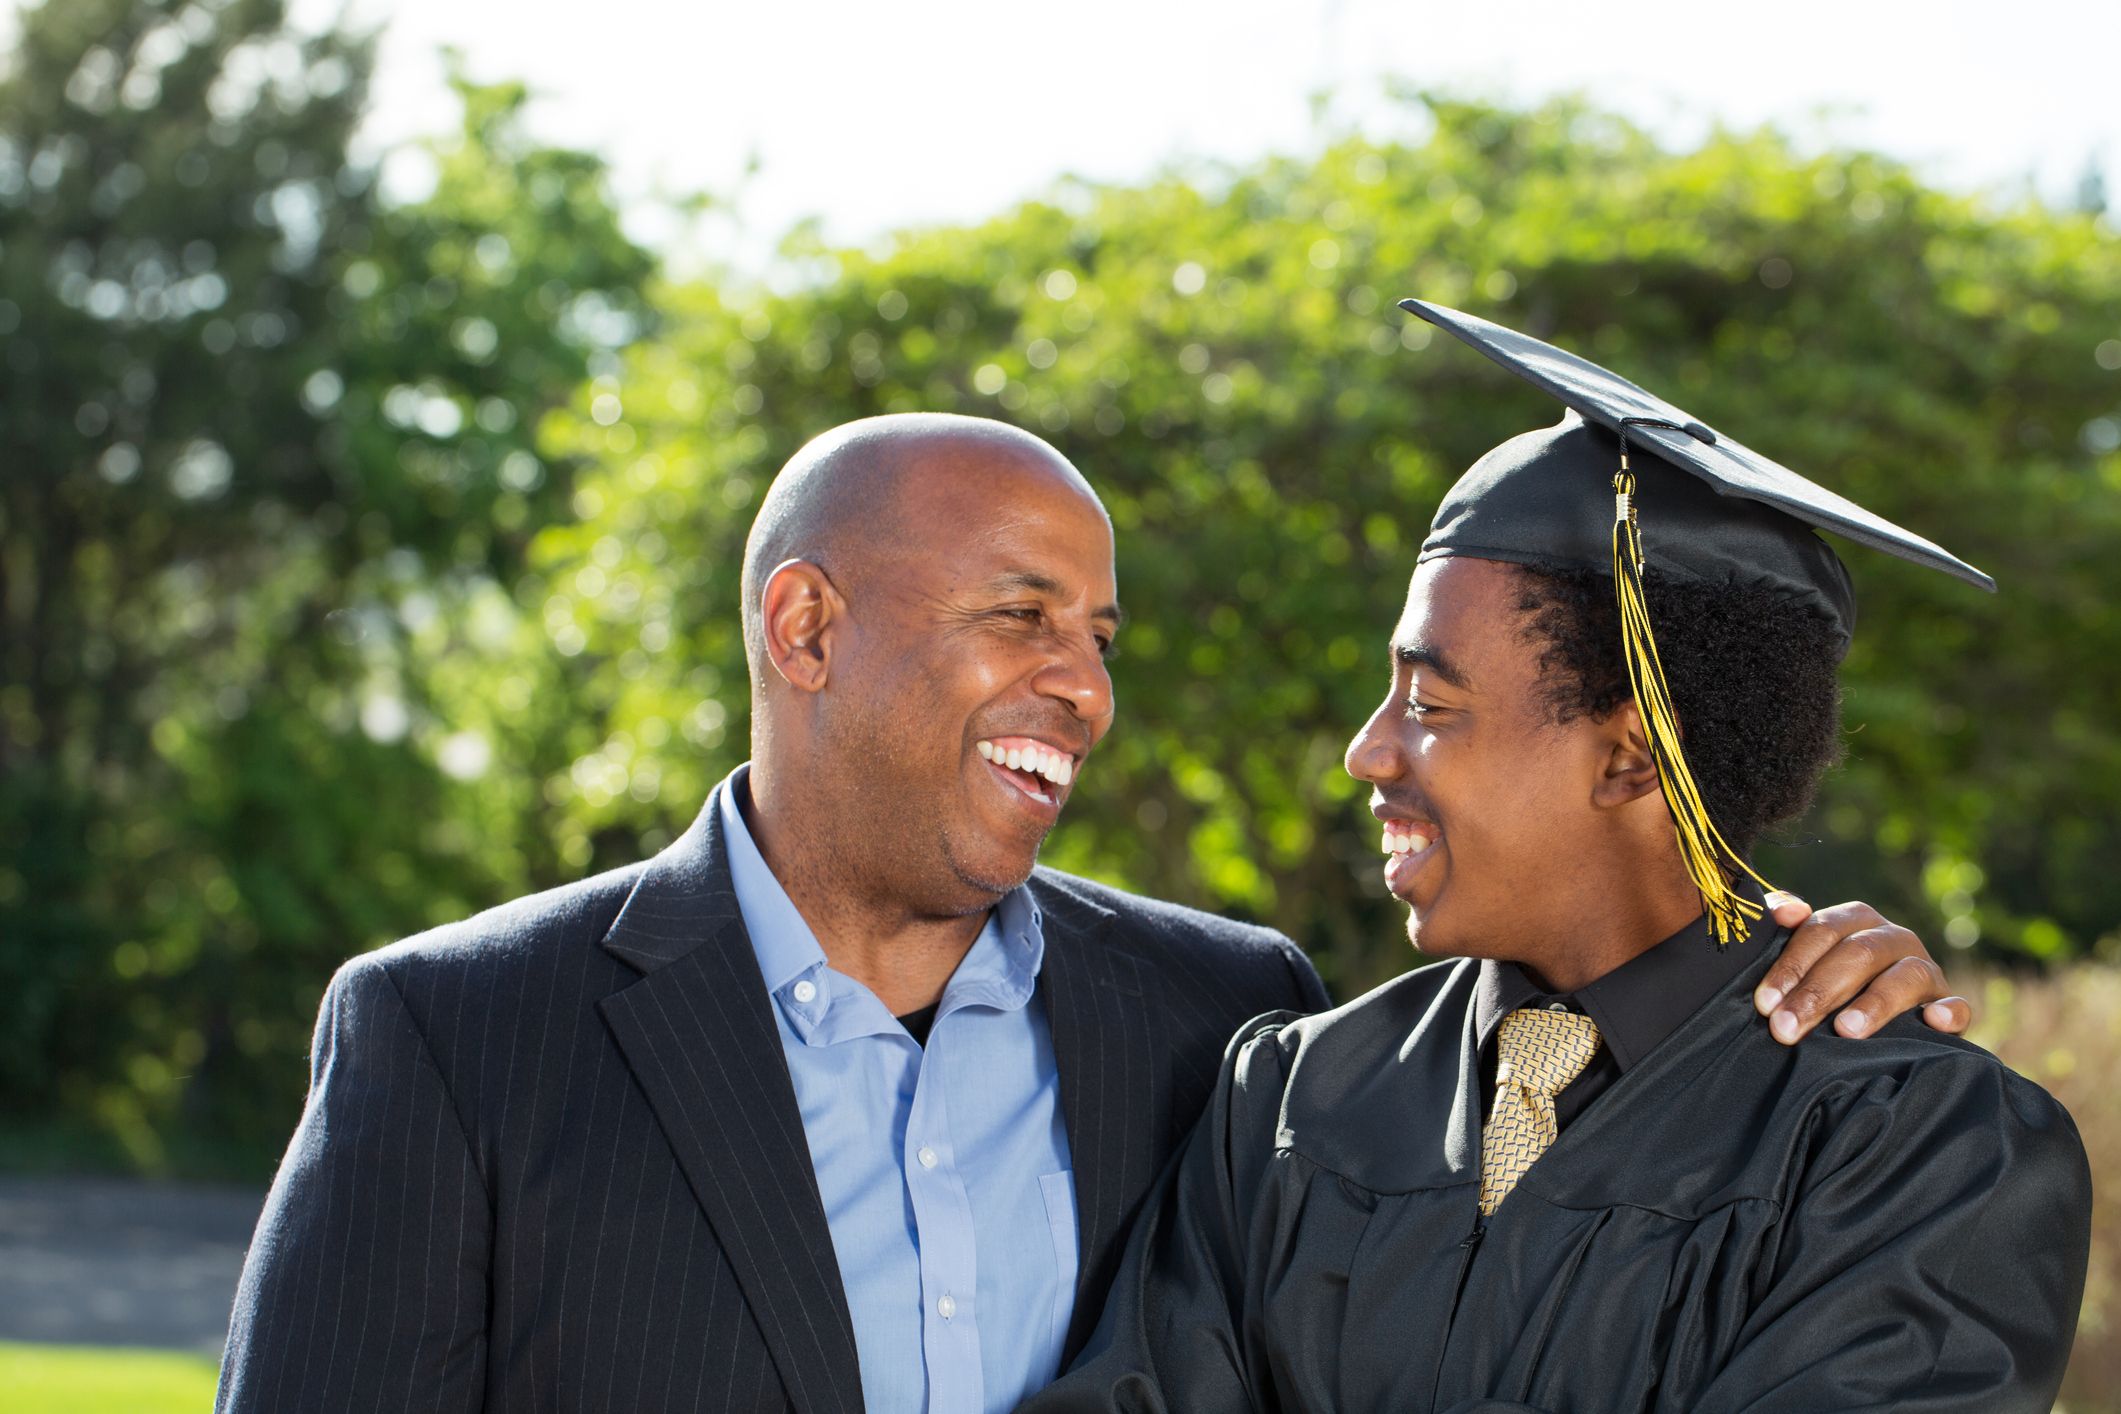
1033, 637, 1116, 726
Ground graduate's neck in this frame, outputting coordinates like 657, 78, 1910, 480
1517, 852, 1705, 995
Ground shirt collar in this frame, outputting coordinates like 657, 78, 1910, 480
715, 764, 1047, 1044
1474, 882, 1774, 1072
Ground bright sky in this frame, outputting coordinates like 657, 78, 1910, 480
324, 0, 2119, 272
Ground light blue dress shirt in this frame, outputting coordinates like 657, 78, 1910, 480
717, 767, 1079, 1414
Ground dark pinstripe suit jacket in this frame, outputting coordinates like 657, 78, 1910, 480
217, 783, 1328, 1412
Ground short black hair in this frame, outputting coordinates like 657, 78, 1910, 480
1510, 564, 1845, 854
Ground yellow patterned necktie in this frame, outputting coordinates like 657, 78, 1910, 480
1478, 1008, 1603, 1217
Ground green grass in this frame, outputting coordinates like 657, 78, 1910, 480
0, 1342, 218, 1413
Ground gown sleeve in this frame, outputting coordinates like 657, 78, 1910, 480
1685, 1049, 2091, 1414
1019, 1013, 1301, 1414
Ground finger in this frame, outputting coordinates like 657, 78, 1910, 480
1764, 889, 1813, 931
1830, 955, 1950, 1038
1753, 901, 1888, 1017
1923, 996, 1974, 1035
1767, 922, 1903, 1044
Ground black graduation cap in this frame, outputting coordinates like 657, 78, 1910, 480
1396, 299, 1995, 943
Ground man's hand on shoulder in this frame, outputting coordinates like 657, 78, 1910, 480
1751, 894, 1972, 1045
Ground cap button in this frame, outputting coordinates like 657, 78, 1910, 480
1682, 420, 1718, 445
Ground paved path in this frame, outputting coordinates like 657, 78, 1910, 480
0, 1176, 265, 1357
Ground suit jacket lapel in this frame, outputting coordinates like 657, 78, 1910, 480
598, 785, 864, 1414
1034, 872, 1161, 1362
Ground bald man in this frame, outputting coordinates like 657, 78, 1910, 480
218, 415, 1966, 1413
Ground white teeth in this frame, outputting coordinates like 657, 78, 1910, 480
980, 740, 1076, 790
1382, 827, 1435, 856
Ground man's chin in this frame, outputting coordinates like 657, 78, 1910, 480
941, 834, 1045, 908
951, 854, 1039, 900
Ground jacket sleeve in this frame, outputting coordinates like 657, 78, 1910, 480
1022, 1016, 1296, 1414
216, 956, 492, 1412
1273, 933, 1333, 1015
1691, 1054, 2091, 1414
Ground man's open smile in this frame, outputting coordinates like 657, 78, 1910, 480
978, 735, 1082, 811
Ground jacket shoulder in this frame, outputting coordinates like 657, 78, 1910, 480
1032, 866, 1296, 959
1030, 867, 1322, 1008
336, 861, 648, 998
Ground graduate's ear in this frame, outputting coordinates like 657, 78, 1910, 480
1591, 699, 1663, 809
759, 559, 845, 694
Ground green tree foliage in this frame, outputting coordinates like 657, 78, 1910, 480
516, 98, 2121, 1006
8, 51, 2120, 1177
0, 0, 651, 1167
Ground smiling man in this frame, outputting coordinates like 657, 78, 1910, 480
220, 413, 1972, 1413
1028, 312, 2090, 1413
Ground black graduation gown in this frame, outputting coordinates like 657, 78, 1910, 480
1024, 941, 2091, 1414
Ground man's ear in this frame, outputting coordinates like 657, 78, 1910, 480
760, 559, 844, 694
1591, 700, 1664, 809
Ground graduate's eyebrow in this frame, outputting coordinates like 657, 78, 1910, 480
1393, 639, 1471, 691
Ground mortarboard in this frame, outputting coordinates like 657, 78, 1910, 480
1397, 299, 1995, 943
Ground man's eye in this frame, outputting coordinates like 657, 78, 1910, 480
1407, 699, 1447, 719
998, 607, 1042, 623
1095, 637, 1116, 660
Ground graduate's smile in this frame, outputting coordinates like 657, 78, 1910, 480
1377, 814, 1442, 896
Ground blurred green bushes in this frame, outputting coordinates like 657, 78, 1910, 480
0, 0, 653, 1167
2, 0, 2119, 1181
514, 97, 2121, 1000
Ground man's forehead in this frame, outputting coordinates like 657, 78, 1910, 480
865, 499, 1112, 607
953, 543, 1119, 603
901, 463, 1111, 548
898, 445, 1102, 515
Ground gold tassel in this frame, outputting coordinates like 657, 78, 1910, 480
1612, 448, 1771, 947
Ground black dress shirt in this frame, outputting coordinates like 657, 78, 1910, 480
1473, 893, 1771, 1127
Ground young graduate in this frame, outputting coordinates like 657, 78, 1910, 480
1022, 305, 2093, 1414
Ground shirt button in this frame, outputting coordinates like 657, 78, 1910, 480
937, 1293, 956, 1320
916, 1146, 939, 1169
792, 980, 818, 1004
1546, 1001, 1568, 1012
